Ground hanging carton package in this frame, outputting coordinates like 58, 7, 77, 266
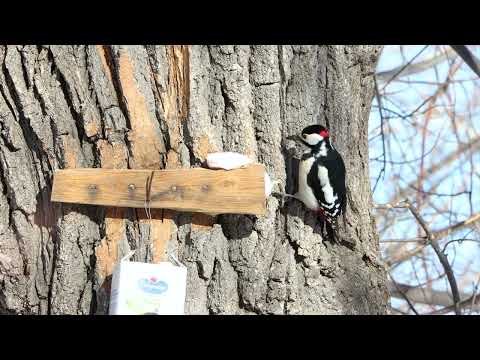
109, 253, 187, 315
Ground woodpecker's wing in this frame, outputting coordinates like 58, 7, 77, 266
329, 150, 347, 214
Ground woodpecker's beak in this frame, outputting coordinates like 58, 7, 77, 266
287, 134, 307, 147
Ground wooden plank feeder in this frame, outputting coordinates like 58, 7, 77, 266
51, 164, 267, 216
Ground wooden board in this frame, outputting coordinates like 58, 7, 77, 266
51, 165, 266, 215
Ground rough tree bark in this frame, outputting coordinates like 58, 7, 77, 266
0, 45, 389, 315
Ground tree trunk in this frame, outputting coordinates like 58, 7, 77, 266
0, 45, 389, 315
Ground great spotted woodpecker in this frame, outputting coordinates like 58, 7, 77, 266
284, 124, 347, 230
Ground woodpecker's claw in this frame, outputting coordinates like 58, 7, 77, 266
271, 192, 299, 200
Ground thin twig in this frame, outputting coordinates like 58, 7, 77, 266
380, 45, 429, 91
441, 238, 480, 253
469, 275, 480, 315
374, 201, 410, 209
405, 186, 471, 198
432, 213, 480, 240
372, 75, 387, 193
380, 238, 427, 244
389, 135, 480, 204
390, 276, 420, 315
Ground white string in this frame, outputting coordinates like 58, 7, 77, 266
144, 172, 153, 260
168, 253, 186, 268
121, 250, 136, 262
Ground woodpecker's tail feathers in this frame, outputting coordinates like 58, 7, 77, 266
325, 221, 339, 243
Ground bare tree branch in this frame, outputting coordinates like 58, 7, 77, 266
450, 45, 480, 78
380, 237, 427, 243
425, 295, 480, 315
389, 276, 419, 315
389, 281, 480, 312
383, 210, 480, 266
433, 213, 480, 240
374, 202, 410, 210
377, 47, 457, 83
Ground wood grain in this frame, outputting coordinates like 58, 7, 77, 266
51, 165, 266, 215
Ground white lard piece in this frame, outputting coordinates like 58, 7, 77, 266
264, 172, 275, 197
206, 152, 253, 170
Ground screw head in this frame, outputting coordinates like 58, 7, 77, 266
88, 184, 98, 195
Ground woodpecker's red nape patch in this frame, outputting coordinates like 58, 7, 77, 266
319, 130, 329, 138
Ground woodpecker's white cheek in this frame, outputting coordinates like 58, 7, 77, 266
304, 133, 323, 146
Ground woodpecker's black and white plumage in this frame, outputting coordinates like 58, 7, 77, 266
288, 124, 346, 228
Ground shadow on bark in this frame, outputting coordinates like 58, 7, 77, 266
218, 214, 255, 240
